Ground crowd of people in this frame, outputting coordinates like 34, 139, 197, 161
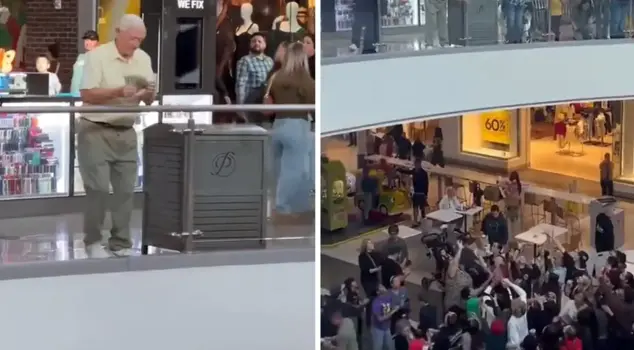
322, 221, 634, 350
347, 0, 630, 54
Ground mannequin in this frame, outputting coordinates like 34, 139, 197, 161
268, 2, 305, 56
595, 112, 607, 143
272, 2, 303, 32
236, 3, 259, 35
233, 2, 259, 92
35, 56, 61, 96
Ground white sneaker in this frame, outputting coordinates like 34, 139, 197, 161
111, 248, 135, 257
348, 43, 358, 52
86, 243, 112, 259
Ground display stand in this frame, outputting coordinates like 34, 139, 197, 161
141, 115, 270, 253
587, 197, 625, 274
322, 159, 348, 231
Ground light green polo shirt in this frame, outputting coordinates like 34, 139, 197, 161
80, 41, 154, 126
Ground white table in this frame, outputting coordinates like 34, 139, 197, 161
426, 209, 463, 223
516, 223, 568, 257
381, 224, 422, 240
457, 206, 483, 232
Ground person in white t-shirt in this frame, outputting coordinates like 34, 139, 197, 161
439, 187, 463, 211
504, 278, 528, 349
35, 56, 61, 95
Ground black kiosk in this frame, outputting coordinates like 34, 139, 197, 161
141, 0, 217, 254
141, 0, 215, 122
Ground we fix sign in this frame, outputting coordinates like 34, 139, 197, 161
177, 0, 204, 9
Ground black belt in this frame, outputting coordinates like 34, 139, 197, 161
82, 118, 133, 130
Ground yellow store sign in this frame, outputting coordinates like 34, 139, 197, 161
481, 110, 511, 145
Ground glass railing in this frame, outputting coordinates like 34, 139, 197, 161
0, 103, 315, 266
322, 0, 634, 57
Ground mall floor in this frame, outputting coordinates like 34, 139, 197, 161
529, 121, 612, 181
0, 210, 314, 265
321, 22, 576, 58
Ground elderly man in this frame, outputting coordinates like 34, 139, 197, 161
79, 14, 155, 258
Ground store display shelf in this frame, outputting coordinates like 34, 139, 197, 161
0, 96, 168, 201
0, 192, 69, 201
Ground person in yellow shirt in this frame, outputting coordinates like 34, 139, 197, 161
550, 0, 563, 41
79, 14, 156, 258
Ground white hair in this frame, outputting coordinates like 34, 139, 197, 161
117, 14, 146, 32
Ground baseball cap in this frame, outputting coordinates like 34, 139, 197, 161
82, 30, 99, 41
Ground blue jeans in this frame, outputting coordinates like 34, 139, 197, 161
371, 326, 394, 350
272, 118, 313, 214
611, 1, 629, 38
504, 3, 525, 43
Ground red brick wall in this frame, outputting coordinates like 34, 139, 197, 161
25, 0, 78, 91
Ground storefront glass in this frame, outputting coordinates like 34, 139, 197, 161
617, 100, 634, 182
333, 0, 419, 31
461, 109, 519, 159
96, 0, 142, 43
0, 102, 70, 199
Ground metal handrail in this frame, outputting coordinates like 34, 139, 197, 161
0, 104, 315, 114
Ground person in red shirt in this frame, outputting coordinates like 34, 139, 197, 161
560, 325, 582, 350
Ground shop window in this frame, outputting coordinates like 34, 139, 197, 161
461, 110, 519, 159
96, 0, 142, 43
174, 18, 203, 90
617, 100, 634, 181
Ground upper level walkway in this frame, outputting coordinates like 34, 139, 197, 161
322, 0, 619, 59
321, 40, 634, 135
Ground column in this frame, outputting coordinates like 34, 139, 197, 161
356, 130, 369, 169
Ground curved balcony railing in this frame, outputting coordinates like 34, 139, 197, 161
322, 0, 634, 58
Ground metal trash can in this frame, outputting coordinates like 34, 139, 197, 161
142, 122, 270, 252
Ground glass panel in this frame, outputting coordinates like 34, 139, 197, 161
461, 109, 518, 159
618, 100, 634, 181
321, 0, 633, 57
174, 18, 203, 90
96, 0, 142, 43
528, 102, 615, 181
0, 102, 70, 199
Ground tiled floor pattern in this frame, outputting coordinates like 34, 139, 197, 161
0, 210, 314, 265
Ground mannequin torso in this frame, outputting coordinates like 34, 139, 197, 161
234, 3, 260, 75
235, 3, 259, 35
272, 2, 303, 32
267, 2, 305, 55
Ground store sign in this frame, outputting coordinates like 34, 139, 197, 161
481, 110, 511, 145
177, 0, 204, 9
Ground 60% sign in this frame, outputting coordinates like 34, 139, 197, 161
484, 118, 507, 132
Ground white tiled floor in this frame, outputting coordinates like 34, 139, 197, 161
0, 210, 314, 265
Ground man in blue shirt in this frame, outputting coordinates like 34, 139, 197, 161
360, 166, 378, 224
70, 30, 100, 96
397, 159, 429, 227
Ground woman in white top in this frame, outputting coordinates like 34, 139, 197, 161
504, 278, 528, 349
439, 187, 463, 210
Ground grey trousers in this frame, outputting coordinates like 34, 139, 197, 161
425, 0, 449, 46
77, 119, 137, 251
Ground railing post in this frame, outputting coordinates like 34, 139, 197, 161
183, 112, 197, 253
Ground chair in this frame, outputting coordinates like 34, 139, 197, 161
563, 201, 583, 250
524, 192, 546, 226
542, 200, 580, 250
444, 176, 467, 204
